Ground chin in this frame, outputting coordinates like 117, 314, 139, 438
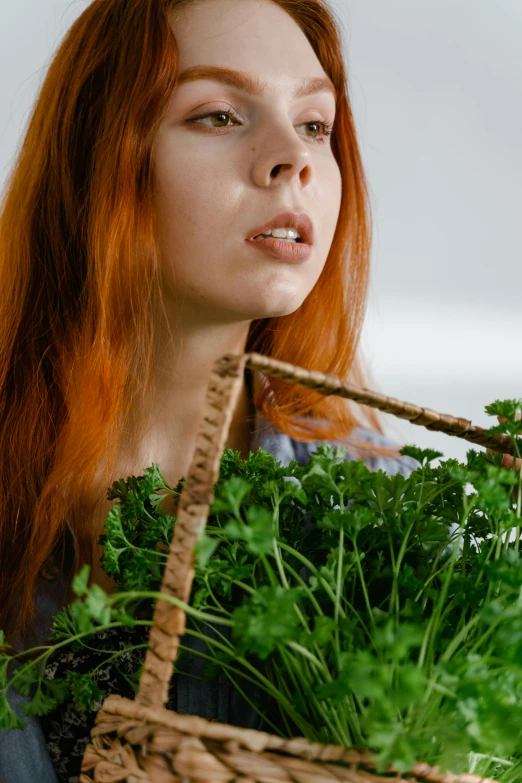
241, 289, 307, 320
246, 301, 304, 320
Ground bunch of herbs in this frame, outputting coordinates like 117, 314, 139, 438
2, 399, 522, 779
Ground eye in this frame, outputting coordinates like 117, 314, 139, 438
188, 110, 240, 130
303, 119, 334, 142
186, 109, 334, 143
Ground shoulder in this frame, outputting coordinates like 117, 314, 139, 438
1, 539, 70, 782
251, 410, 417, 478
10, 525, 76, 654
293, 426, 417, 478
0, 683, 59, 783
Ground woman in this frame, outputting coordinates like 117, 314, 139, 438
0, 0, 419, 780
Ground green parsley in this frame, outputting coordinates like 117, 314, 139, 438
2, 398, 522, 781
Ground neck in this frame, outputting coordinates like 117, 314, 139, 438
119, 310, 256, 487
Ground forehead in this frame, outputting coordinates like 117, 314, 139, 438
168, 0, 331, 92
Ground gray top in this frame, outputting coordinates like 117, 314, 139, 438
0, 409, 416, 783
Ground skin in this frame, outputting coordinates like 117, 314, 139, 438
91, 0, 342, 590
122, 0, 341, 485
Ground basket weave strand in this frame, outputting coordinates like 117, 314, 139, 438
243, 352, 516, 456
135, 353, 247, 708
81, 352, 505, 783
81, 695, 499, 783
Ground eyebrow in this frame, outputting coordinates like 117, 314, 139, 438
176, 65, 337, 101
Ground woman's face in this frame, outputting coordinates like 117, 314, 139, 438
153, 0, 342, 325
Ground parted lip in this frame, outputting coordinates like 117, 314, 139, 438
246, 211, 314, 245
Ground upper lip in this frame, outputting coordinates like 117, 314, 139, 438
246, 211, 314, 245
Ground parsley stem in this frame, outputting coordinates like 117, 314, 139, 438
267, 551, 348, 728
109, 591, 234, 627
185, 628, 313, 736
218, 665, 282, 735
277, 543, 345, 617
270, 537, 332, 678
390, 518, 415, 620
415, 560, 453, 603
285, 640, 324, 670
264, 657, 295, 736
272, 643, 303, 697
278, 542, 376, 647
464, 603, 509, 659
438, 613, 480, 664
214, 571, 256, 595
270, 539, 328, 674
277, 559, 324, 616
202, 573, 228, 615
88, 641, 149, 677
335, 523, 344, 631
259, 552, 279, 587
188, 615, 233, 649
473, 528, 498, 589
275, 643, 351, 746
352, 537, 375, 631
8, 620, 152, 694
417, 503, 470, 670
515, 451, 522, 551
387, 525, 398, 616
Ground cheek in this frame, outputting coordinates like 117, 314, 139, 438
319, 163, 342, 251
329, 162, 343, 216
153, 136, 230, 249
152, 140, 229, 294
154, 144, 202, 231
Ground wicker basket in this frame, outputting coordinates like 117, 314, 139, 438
80, 351, 510, 783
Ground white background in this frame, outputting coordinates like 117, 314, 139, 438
1, 0, 521, 465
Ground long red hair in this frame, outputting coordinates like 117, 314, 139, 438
0, 0, 403, 645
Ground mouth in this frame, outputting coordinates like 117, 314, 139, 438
246, 211, 314, 246
245, 234, 313, 263
250, 234, 303, 244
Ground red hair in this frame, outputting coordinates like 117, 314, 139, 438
0, 0, 403, 645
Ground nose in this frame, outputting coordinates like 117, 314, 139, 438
250, 119, 313, 187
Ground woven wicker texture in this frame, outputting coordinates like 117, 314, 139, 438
80, 694, 498, 783
242, 353, 515, 456
81, 352, 507, 782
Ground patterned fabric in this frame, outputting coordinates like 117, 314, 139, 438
42, 627, 150, 781
0, 405, 417, 783
41, 619, 274, 781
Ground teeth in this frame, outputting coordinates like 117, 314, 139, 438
253, 228, 301, 241
271, 228, 300, 239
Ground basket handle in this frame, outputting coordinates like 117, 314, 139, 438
136, 351, 516, 707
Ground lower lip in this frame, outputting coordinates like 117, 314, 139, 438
245, 237, 312, 263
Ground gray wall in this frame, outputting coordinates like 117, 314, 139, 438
328, 0, 522, 462
2, 1, 521, 465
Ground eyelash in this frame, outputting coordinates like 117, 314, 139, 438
187, 107, 334, 143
